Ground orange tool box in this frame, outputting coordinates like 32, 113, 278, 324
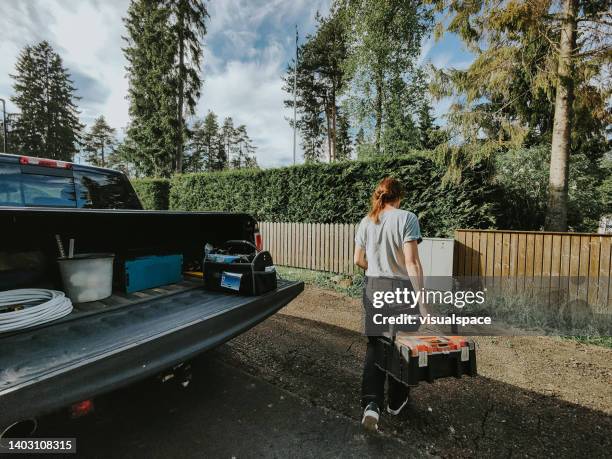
374, 335, 477, 386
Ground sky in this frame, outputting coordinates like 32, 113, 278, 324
0, 0, 474, 168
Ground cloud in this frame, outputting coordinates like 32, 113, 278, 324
199, 44, 294, 167
0, 0, 472, 166
199, 0, 331, 167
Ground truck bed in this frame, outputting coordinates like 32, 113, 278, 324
0, 279, 303, 426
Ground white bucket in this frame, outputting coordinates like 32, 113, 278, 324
57, 253, 114, 303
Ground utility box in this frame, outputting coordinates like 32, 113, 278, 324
419, 237, 454, 291
121, 254, 183, 293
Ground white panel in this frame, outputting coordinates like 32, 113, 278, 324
420, 237, 454, 291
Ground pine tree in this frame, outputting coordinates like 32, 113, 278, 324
82, 116, 117, 167
284, 62, 326, 162
123, 0, 208, 176
417, 99, 444, 150
123, 0, 177, 177
283, 11, 348, 163
231, 125, 257, 169
221, 117, 236, 166
187, 111, 219, 172
213, 133, 228, 171
107, 140, 134, 176
166, 0, 208, 173
10, 41, 82, 161
335, 113, 352, 160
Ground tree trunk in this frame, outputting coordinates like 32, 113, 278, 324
325, 106, 332, 163
545, 0, 577, 231
330, 85, 337, 162
176, 5, 185, 174
374, 71, 383, 155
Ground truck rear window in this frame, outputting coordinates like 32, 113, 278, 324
0, 162, 141, 209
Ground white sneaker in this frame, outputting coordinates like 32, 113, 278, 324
387, 396, 409, 416
361, 402, 380, 431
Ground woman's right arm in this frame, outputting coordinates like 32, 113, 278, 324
354, 245, 368, 270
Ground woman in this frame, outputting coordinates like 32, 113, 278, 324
353, 177, 425, 431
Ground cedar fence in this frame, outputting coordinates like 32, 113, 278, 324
258, 222, 612, 308
454, 229, 612, 309
259, 222, 358, 275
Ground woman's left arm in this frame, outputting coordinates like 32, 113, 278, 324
403, 241, 432, 315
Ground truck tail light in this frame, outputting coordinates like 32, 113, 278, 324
19, 155, 72, 169
70, 399, 94, 418
254, 225, 263, 252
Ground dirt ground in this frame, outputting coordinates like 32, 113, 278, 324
216, 284, 612, 458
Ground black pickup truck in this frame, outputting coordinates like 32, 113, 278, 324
0, 153, 303, 433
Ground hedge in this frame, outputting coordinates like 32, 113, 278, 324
168, 153, 498, 237
131, 178, 171, 210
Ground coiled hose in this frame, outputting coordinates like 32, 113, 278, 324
0, 289, 73, 333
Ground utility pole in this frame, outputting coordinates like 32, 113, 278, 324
0, 98, 7, 153
292, 25, 298, 165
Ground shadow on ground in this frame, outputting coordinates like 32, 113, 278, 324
30, 313, 611, 458
216, 314, 612, 458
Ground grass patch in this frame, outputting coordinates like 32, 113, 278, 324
277, 266, 364, 298
566, 336, 612, 348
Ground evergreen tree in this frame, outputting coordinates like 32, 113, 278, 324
123, 0, 208, 176
10, 41, 82, 161
82, 116, 117, 167
123, 0, 177, 177
107, 140, 133, 176
213, 132, 228, 171
417, 98, 445, 150
231, 124, 257, 169
283, 11, 348, 162
221, 117, 236, 166
335, 113, 352, 160
284, 62, 326, 162
187, 111, 219, 172
166, 0, 208, 172
243, 155, 259, 169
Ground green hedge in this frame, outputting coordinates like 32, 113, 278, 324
131, 178, 171, 210
169, 153, 497, 237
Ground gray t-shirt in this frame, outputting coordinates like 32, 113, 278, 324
355, 209, 422, 279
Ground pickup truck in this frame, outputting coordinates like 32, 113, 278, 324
0, 153, 303, 434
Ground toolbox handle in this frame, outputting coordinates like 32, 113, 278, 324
225, 240, 257, 251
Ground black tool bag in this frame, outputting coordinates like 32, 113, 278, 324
203, 240, 277, 295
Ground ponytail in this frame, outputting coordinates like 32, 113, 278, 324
368, 177, 404, 224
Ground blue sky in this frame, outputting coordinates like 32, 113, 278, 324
0, 0, 474, 167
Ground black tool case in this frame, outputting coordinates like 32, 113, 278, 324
374, 335, 477, 386
203, 240, 277, 296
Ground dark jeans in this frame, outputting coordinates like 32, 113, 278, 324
361, 336, 409, 409
361, 276, 412, 409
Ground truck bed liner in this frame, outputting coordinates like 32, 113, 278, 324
0, 279, 303, 426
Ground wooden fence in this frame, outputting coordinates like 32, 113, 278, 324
260, 222, 358, 274
454, 229, 612, 308
259, 222, 455, 278
258, 222, 612, 308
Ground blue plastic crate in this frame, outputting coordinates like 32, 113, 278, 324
124, 254, 183, 293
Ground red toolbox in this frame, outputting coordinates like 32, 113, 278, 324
374, 335, 477, 386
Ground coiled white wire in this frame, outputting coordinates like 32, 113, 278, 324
0, 289, 73, 333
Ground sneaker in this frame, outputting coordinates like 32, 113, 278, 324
361, 402, 380, 431
387, 394, 410, 416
